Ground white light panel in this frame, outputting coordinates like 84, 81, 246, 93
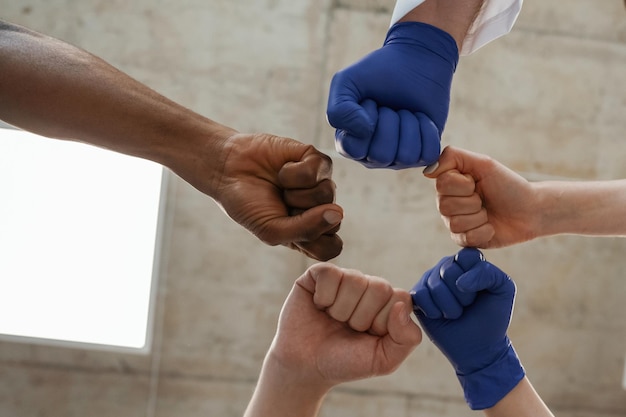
0, 127, 163, 352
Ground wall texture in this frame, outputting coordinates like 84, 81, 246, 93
1, 1, 625, 416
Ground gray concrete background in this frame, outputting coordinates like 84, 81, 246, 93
1, 1, 625, 416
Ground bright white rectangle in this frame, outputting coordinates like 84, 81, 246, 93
0, 127, 163, 352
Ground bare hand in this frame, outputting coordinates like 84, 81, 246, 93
424, 146, 539, 249
200, 133, 344, 261
272, 263, 422, 389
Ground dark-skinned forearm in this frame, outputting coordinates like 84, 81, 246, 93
0, 20, 236, 188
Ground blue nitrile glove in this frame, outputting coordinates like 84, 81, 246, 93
410, 248, 525, 410
326, 22, 458, 169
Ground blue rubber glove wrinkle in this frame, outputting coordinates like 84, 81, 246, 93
411, 248, 481, 318
440, 260, 476, 306
327, 22, 459, 169
367, 107, 400, 165
429, 258, 463, 319
334, 99, 378, 161
454, 247, 485, 270
411, 256, 449, 319
411, 250, 525, 410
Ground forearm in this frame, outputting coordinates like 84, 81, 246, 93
484, 377, 554, 417
244, 352, 329, 417
0, 20, 236, 194
534, 179, 626, 237
397, 0, 485, 50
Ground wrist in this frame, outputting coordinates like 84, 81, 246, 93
457, 343, 525, 410
533, 181, 570, 239
245, 351, 330, 417
265, 350, 333, 395
157, 115, 238, 199
484, 377, 554, 417
385, 21, 459, 70
397, 1, 483, 51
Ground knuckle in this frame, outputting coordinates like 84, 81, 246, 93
254, 226, 283, 246
434, 173, 453, 193
307, 261, 338, 277
348, 318, 370, 333
314, 180, 336, 204
437, 197, 454, 215
447, 217, 466, 233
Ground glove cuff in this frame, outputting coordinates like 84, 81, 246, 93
384, 22, 459, 71
457, 344, 526, 410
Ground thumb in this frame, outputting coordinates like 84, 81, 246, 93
333, 99, 378, 160
258, 203, 343, 246
378, 301, 422, 373
456, 262, 514, 296
422, 145, 468, 178
326, 79, 377, 138
278, 149, 333, 188
454, 248, 485, 272
423, 145, 492, 181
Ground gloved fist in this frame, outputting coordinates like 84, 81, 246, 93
326, 22, 458, 169
410, 248, 525, 410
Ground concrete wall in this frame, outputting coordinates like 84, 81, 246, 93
1, 0, 625, 416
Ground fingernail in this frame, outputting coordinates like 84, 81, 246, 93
422, 162, 439, 175
323, 210, 342, 225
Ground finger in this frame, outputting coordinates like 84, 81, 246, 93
278, 150, 334, 188
393, 109, 422, 167
438, 194, 483, 217
291, 233, 343, 262
327, 73, 375, 138
376, 301, 422, 375
440, 260, 476, 306
334, 99, 378, 160
415, 112, 440, 166
326, 269, 369, 322
409, 267, 442, 319
324, 223, 341, 235
456, 262, 515, 297
370, 288, 408, 336
348, 276, 394, 332
387, 300, 422, 348
287, 207, 342, 234
257, 203, 343, 247
283, 179, 336, 208
299, 262, 343, 308
447, 209, 489, 234
450, 224, 496, 248
423, 145, 490, 179
435, 170, 476, 196
454, 248, 485, 271
427, 258, 463, 319
366, 107, 399, 167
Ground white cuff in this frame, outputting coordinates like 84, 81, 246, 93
390, 0, 425, 27
461, 0, 522, 55
390, 0, 523, 56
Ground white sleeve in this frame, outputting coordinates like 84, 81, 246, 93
389, 0, 426, 26
390, 0, 523, 56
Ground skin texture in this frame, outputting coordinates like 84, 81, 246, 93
484, 377, 554, 417
0, 19, 343, 260
424, 146, 626, 248
244, 263, 422, 417
246, 257, 553, 417
399, 0, 486, 49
